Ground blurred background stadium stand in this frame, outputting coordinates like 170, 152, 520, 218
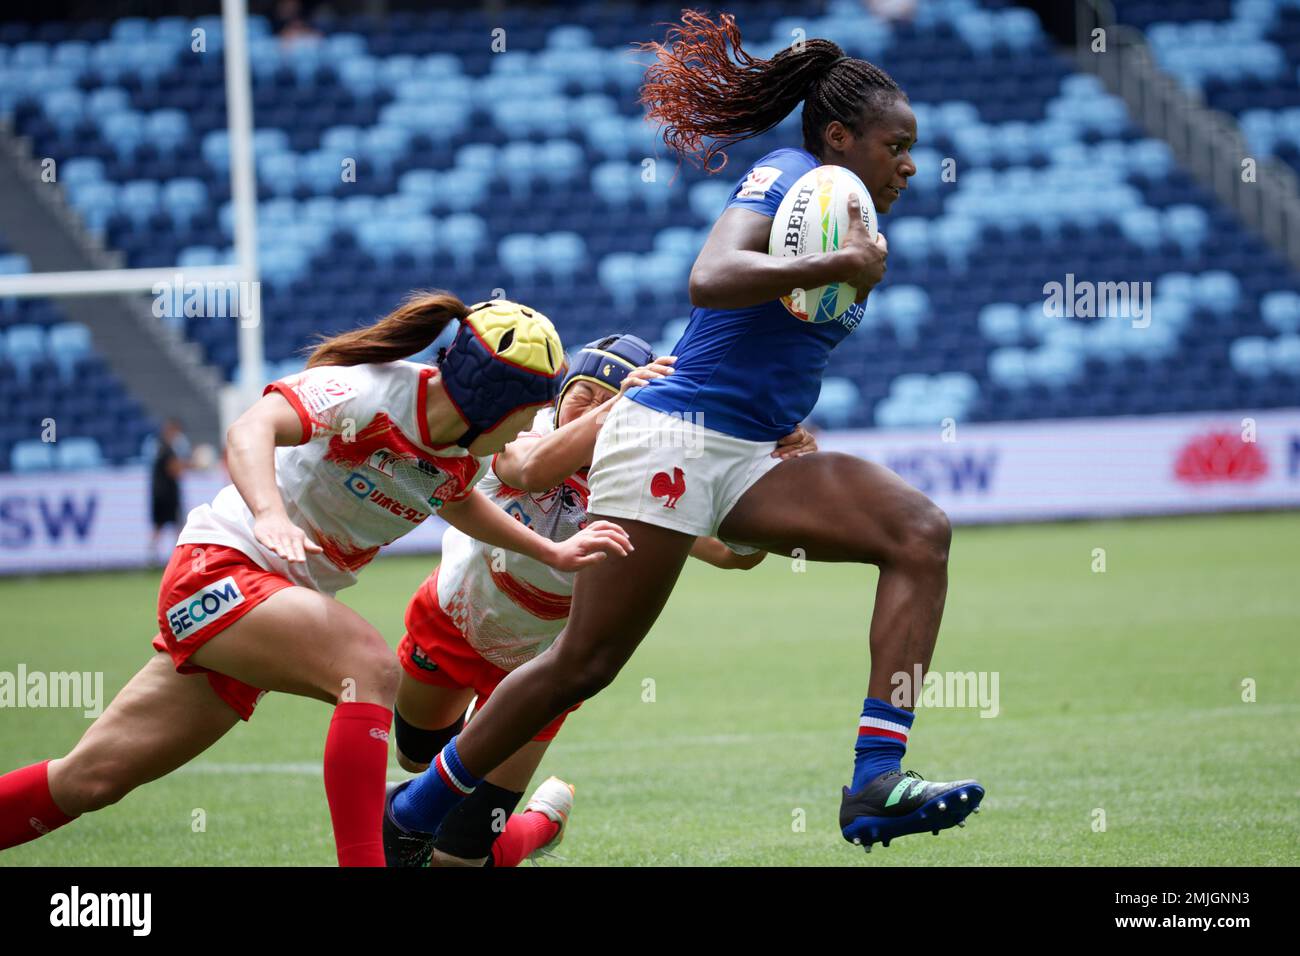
0, 0, 1298, 475
1114, 0, 1300, 176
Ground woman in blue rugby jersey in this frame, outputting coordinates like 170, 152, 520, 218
387, 11, 984, 857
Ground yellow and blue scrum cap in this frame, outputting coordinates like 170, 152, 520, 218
438, 299, 565, 447
553, 333, 655, 427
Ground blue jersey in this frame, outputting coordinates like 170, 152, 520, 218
627, 146, 866, 441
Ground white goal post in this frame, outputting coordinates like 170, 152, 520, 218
0, 0, 265, 427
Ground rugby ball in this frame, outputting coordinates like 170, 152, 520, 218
768, 165, 878, 323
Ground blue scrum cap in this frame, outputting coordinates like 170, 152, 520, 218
438, 300, 565, 448
554, 333, 655, 426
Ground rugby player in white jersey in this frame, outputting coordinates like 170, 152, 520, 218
0, 295, 632, 866
383, 333, 816, 866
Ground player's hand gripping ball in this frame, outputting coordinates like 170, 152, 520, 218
768, 164, 879, 323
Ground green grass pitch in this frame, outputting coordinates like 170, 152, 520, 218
1, 511, 1296, 866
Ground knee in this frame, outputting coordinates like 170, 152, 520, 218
334, 628, 401, 707
393, 707, 462, 772
79, 774, 132, 813
894, 500, 951, 573
552, 648, 622, 704
56, 757, 134, 814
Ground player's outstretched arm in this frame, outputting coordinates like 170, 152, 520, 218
494, 358, 677, 492
493, 413, 603, 493
439, 489, 633, 570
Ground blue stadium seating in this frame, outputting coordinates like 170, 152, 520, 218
0, 0, 1297, 470
1116, 0, 1300, 177
1116, 1, 1300, 403
0, 234, 156, 470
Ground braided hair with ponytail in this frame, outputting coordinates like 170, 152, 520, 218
305, 290, 469, 368
635, 10, 904, 173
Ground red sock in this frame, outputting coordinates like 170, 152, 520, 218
322, 702, 392, 867
0, 760, 75, 851
490, 810, 560, 868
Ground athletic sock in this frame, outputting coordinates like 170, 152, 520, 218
391, 735, 481, 834
851, 697, 915, 791
433, 782, 523, 865
322, 701, 392, 867
490, 810, 561, 868
0, 760, 75, 850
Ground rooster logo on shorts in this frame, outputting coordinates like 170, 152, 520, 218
650, 468, 686, 508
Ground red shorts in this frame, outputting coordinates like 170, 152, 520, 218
398, 571, 579, 743
150, 544, 294, 720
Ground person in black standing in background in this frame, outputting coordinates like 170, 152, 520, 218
150, 418, 190, 563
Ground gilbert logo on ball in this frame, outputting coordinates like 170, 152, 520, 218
768, 165, 878, 324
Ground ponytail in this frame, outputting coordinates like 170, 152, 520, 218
306, 290, 469, 368
635, 10, 902, 173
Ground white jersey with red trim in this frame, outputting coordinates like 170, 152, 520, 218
436, 408, 589, 670
179, 361, 488, 595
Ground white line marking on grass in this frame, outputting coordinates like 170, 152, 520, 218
181, 762, 322, 776
177, 703, 1300, 775
177, 734, 817, 776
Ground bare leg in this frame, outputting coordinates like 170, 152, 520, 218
13, 586, 398, 863
188, 585, 401, 866
453, 453, 946, 777
189, 585, 400, 707
486, 738, 551, 793
715, 452, 986, 846
47, 652, 241, 817
717, 451, 951, 705
393, 675, 475, 773
454, 518, 695, 776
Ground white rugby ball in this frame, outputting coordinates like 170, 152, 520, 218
768, 164, 878, 323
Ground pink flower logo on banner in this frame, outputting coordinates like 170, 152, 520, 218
1173, 431, 1268, 484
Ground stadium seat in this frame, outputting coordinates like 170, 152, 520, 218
55, 436, 105, 470
541, 231, 589, 285
0, 253, 30, 275
978, 303, 1024, 346
499, 233, 543, 282
2, 324, 47, 383
439, 213, 487, 270
1274, 334, 1300, 374
1230, 336, 1272, 376
46, 322, 93, 382
10, 439, 56, 472
1262, 290, 1300, 333
597, 253, 640, 311
811, 377, 861, 429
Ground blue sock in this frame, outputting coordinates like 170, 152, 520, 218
851, 698, 914, 791
392, 736, 482, 834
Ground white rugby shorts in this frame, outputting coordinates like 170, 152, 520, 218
586, 397, 782, 553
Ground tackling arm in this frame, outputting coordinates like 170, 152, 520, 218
491, 403, 607, 494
